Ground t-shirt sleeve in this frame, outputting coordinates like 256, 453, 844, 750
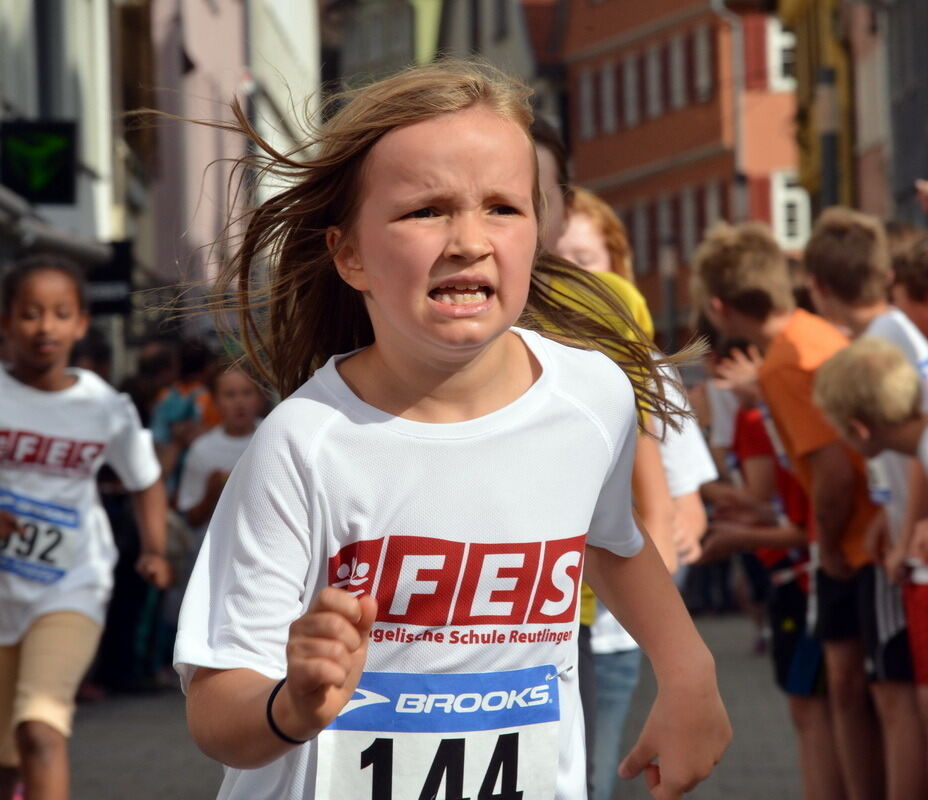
176, 436, 210, 513
760, 362, 839, 459
655, 367, 719, 496
706, 383, 738, 449
104, 393, 161, 492
174, 414, 314, 691
585, 370, 644, 557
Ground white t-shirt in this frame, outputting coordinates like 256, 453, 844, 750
592, 368, 718, 655
175, 329, 642, 800
176, 425, 258, 540
655, 367, 719, 498
864, 310, 928, 540
0, 367, 161, 643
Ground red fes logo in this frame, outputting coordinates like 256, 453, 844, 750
0, 430, 105, 476
328, 534, 585, 626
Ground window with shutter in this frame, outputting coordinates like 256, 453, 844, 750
634, 202, 650, 275
661, 43, 672, 113
681, 187, 697, 259
647, 45, 663, 118
578, 69, 595, 140
685, 31, 697, 105
705, 180, 721, 226
695, 184, 707, 240
647, 202, 659, 274
670, 35, 686, 110
624, 54, 639, 127
601, 61, 617, 133
638, 52, 648, 122
669, 194, 682, 258
615, 60, 625, 129
695, 24, 713, 101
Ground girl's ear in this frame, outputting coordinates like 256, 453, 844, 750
76, 311, 90, 340
327, 227, 369, 291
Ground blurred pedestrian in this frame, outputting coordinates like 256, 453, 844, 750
150, 339, 220, 499
0, 254, 170, 800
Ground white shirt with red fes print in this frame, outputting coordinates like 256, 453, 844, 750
0, 366, 161, 643
175, 328, 643, 800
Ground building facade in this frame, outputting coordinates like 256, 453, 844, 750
562, 0, 805, 343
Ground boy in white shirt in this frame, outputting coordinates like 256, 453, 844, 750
177, 364, 264, 542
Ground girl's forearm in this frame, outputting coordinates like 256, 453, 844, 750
584, 538, 715, 683
187, 667, 311, 768
131, 479, 168, 555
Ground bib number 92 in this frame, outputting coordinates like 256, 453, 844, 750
361, 732, 522, 800
0, 521, 64, 564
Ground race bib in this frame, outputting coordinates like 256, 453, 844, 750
315, 665, 560, 800
0, 489, 79, 584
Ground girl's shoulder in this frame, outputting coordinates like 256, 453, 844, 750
248, 377, 344, 451
524, 329, 637, 435
527, 329, 634, 397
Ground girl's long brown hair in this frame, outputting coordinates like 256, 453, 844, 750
176, 60, 695, 429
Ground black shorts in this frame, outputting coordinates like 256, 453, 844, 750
813, 567, 863, 642
858, 564, 913, 682
769, 577, 825, 695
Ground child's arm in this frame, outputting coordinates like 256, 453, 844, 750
699, 520, 806, 563
807, 441, 858, 579
131, 478, 172, 588
184, 471, 229, 528
672, 491, 708, 566
584, 536, 731, 797
187, 588, 377, 769
633, 430, 677, 573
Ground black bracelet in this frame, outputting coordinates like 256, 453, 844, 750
266, 678, 308, 745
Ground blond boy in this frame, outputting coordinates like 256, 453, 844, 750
815, 338, 928, 756
694, 220, 883, 800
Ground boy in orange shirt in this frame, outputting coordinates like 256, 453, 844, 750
693, 222, 882, 800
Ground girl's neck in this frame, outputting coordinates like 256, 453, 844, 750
337, 331, 540, 424
9, 363, 77, 393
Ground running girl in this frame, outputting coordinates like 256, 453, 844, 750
0, 254, 170, 800
174, 62, 731, 800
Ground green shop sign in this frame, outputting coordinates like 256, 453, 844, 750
0, 120, 77, 205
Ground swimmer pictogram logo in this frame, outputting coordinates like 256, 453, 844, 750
327, 534, 585, 626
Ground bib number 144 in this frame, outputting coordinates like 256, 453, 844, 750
361, 732, 522, 800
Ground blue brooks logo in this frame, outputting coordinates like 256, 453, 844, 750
329, 666, 560, 733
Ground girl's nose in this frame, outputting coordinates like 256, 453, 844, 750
444, 214, 492, 263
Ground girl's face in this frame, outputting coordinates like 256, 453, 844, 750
214, 369, 263, 432
555, 212, 612, 273
1, 269, 88, 379
331, 104, 538, 367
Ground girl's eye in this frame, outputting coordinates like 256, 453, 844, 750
405, 207, 438, 219
491, 205, 519, 216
